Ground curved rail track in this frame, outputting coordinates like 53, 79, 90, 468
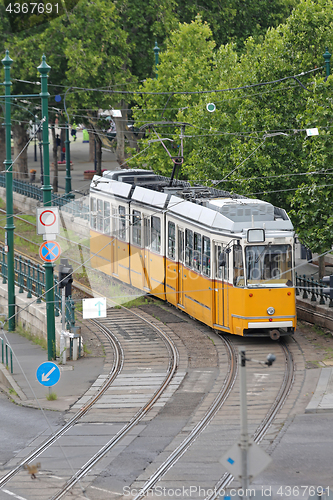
0, 308, 179, 500
205, 337, 295, 500
0, 318, 122, 489
132, 335, 238, 500
124, 335, 295, 500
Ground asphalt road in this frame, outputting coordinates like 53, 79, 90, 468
0, 391, 64, 468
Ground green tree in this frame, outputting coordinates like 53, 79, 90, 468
131, 16, 217, 175
176, 0, 297, 50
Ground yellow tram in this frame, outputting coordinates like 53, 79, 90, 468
90, 170, 296, 339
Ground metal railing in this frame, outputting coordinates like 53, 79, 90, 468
0, 174, 89, 220
0, 246, 76, 330
295, 273, 333, 308
1, 337, 13, 373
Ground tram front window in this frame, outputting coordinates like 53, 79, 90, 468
245, 244, 293, 286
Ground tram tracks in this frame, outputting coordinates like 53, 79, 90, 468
0, 308, 180, 500
206, 337, 295, 499
127, 335, 295, 500
0, 302, 297, 500
0, 318, 122, 489
132, 335, 238, 500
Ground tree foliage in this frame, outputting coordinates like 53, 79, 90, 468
131, 0, 333, 253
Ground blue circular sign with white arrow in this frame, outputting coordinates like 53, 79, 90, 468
36, 362, 61, 387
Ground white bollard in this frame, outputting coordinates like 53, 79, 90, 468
60, 331, 66, 365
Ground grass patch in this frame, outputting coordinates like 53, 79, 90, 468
311, 325, 327, 337
9, 388, 18, 396
83, 343, 92, 355
46, 391, 57, 401
119, 296, 152, 309
14, 322, 47, 350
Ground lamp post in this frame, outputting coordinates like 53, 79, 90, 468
324, 47, 331, 80
63, 87, 74, 199
38, 55, 56, 360
153, 41, 160, 79
34, 114, 38, 162
2, 50, 15, 332
37, 122, 43, 185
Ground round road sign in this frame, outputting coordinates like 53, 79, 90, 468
39, 209, 57, 227
39, 241, 61, 262
36, 362, 61, 387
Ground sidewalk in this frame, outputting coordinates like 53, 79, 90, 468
0, 330, 105, 412
27, 129, 120, 198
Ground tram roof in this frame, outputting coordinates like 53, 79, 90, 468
90, 169, 293, 233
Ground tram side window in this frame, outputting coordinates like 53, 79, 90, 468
168, 222, 176, 260
132, 210, 141, 246
103, 201, 110, 234
193, 232, 201, 272
185, 229, 193, 268
111, 205, 117, 236
202, 236, 211, 276
118, 206, 126, 241
233, 244, 244, 287
144, 217, 151, 248
216, 245, 229, 280
97, 199, 103, 232
151, 216, 161, 253
90, 197, 97, 230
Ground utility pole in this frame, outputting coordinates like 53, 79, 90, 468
38, 55, 56, 360
2, 50, 15, 331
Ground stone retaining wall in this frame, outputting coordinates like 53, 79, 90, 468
297, 297, 333, 331
0, 282, 62, 348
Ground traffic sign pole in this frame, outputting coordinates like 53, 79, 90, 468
38, 55, 56, 360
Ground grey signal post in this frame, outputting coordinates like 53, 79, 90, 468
239, 347, 250, 497
238, 347, 276, 498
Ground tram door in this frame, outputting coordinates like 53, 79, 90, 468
143, 217, 151, 290
177, 229, 185, 306
111, 206, 118, 275
214, 243, 229, 328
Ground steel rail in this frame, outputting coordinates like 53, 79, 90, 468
132, 335, 238, 500
205, 338, 295, 500
0, 319, 123, 488
49, 308, 179, 500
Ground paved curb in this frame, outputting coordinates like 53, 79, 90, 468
305, 367, 333, 413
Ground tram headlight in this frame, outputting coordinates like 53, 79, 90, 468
267, 307, 275, 315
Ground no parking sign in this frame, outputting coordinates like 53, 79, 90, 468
39, 241, 61, 262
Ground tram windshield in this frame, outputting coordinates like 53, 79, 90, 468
245, 244, 293, 287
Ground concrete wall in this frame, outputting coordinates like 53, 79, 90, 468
0, 282, 63, 348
